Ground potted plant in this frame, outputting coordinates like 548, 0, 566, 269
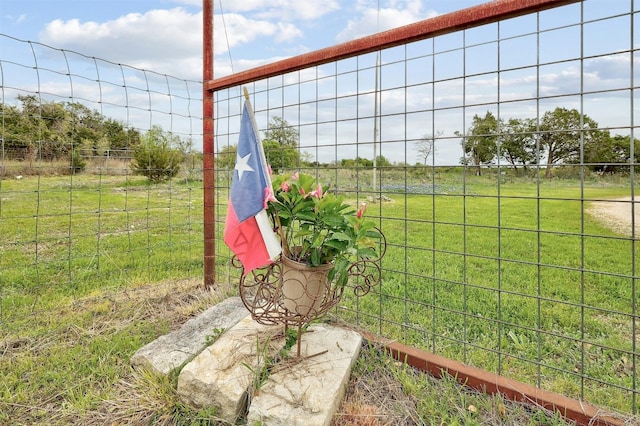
264, 171, 382, 316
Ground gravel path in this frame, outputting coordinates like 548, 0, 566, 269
587, 197, 640, 236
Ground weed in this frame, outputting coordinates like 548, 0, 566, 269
205, 327, 225, 347
335, 341, 580, 426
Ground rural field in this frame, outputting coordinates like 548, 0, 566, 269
334, 168, 638, 414
1, 167, 638, 424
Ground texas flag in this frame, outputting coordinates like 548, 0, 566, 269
224, 100, 281, 274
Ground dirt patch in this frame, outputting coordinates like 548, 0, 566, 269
587, 197, 640, 237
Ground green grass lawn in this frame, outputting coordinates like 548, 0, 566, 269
0, 169, 638, 420
0, 174, 205, 327
334, 170, 638, 413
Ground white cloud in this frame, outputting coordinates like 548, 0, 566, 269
336, 0, 438, 43
4, 13, 28, 25
273, 22, 303, 43
39, 8, 202, 78
36, 4, 314, 80
221, 0, 340, 21
215, 13, 271, 51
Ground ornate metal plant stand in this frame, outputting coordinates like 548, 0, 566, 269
235, 234, 386, 357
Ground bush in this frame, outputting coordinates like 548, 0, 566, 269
70, 148, 86, 174
131, 126, 183, 182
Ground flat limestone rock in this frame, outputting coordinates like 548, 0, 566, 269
247, 323, 362, 426
176, 314, 285, 423
130, 296, 248, 375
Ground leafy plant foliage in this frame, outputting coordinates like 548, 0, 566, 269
131, 125, 184, 182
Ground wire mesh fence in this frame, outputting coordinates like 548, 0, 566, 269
210, 1, 639, 414
1, 0, 639, 419
0, 34, 204, 331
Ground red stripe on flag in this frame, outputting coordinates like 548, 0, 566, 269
224, 202, 272, 273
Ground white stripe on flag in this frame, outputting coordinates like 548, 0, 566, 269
255, 209, 282, 260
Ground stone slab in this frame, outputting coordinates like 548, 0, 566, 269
176, 314, 285, 423
130, 296, 248, 375
247, 323, 362, 426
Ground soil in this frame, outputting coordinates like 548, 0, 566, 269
587, 197, 640, 236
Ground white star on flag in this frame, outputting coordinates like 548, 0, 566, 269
235, 152, 254, 180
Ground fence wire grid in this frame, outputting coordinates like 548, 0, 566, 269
210, 0, 639, 414
0, 34, 204, 332
0, 0, 639, 419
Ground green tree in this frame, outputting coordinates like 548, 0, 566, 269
459, 111, 499, 176
500, 118, 538, 172
216, 139, 300, 173
263, 116, 299, 148
0, 102, 30, 158
341, 157, 375, 168
15, 94, 41, 145
263, 117, 300, 171
102, 118, 140, 155
131, 125, 183, 182
340, 158, 357, 168
263, 139, 300, 172
375, 155, 391, 167
70, 147, 86, 174
216, 144, 238, 170
65, 102, 102, 150
538, 107, 604, 178
584, 133, 636, 174
2, 97, 143, 170
356, 157, 373, 167
16, 95, 71, 160
615, 134, 640, 165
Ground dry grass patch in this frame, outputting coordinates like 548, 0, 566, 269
0, 278, 234, 425
333, 348, 420, 425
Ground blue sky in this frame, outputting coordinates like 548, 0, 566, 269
1, 0, 490, 80
1, 1, 638, 165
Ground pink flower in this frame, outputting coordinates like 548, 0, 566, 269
308, 184, 323, 198
356, 202, 367, 219
292, 172, 299, 180
263, 187, 277, 209
280, 181, 290, 192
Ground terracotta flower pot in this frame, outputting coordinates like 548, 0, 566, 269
280, 254, 333, 318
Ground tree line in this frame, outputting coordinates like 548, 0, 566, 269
1, 96, 189, 181
455, 108, 639, 177
5, 96, 635, 181
223, 109, 638, 179
1, 95, 141, 161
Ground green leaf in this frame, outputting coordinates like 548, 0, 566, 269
292, 201, 311, 214
293, 229, 313, 238
310, 249, 321, 266
357, 247, 377, 258
330, 232, 351, 241
322, 214, 345, 227
295, 211, 316, 222
365, 229, 382, 238
357, 237, 376, 248
311, 232, 325, 248
323, 239, 347, 250
278, 210, 292, 219
331, 256, 352, 287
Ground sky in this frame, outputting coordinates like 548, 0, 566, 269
1, 0, 490, 81
1, 0, 638, 165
